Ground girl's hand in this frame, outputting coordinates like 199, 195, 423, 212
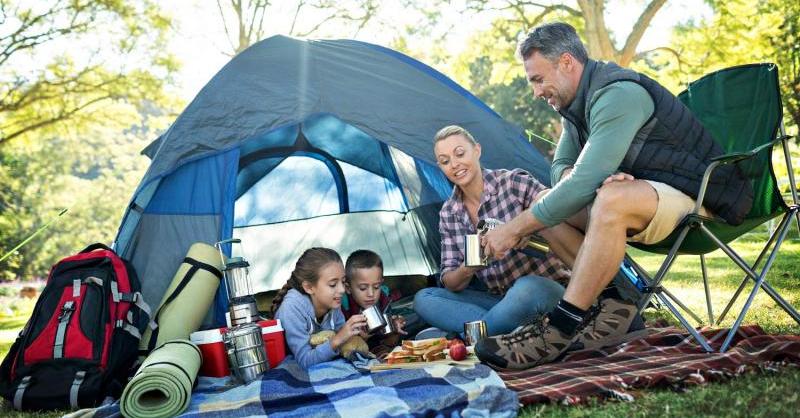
332, 314, 367, 350
391, 315, 408, 335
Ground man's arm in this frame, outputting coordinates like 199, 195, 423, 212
531, 81, 654, 227
483, 81, 654, 258
550, 123, 578, 186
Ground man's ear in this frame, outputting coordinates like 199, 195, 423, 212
559, 52, 573, 72
344, 281, 352, 295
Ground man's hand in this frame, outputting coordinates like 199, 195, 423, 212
481, 223, 520, 260
601, 172, 634, 187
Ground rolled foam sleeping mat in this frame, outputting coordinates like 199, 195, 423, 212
121, 339, 201, 418
139, 242, 223, 355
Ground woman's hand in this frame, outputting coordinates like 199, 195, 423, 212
331, 314, 367, 351
391, 315, 408, 335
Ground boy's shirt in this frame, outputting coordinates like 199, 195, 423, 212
341, 284, 394, 318
341, 284, 401, 357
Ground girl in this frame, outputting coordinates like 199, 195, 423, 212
271, 247, 367, 369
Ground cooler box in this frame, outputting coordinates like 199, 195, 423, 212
190, 319, 286, 377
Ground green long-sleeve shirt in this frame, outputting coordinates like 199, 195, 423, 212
531, 81, 655, 227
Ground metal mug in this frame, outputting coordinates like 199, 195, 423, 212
224, 323, 268, 384
464, 234, 486, 267
463, 320, 488, 346
362, 305, 387, 332
380, 313, 396, 335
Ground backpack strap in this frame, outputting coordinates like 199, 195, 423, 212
116, 320, 142, 339
13, 376, 31, 410
69, 371, 86, 408
110, 281, 155, 328
54, 301, 76, 359
146, 257, 222, 353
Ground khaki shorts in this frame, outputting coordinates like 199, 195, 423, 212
628, 180, 713, 245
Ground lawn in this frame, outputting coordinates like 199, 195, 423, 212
0, 228, 798, 417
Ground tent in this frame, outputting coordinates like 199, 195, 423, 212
113, 35, 551, 325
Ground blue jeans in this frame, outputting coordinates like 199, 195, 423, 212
413, 275, 565, 336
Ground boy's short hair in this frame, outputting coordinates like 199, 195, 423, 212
345, 249, 384, 281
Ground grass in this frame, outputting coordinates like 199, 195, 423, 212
518, 227, 800, 417
0, 228, 798, 416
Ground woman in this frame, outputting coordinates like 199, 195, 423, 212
413, 125, 578, 337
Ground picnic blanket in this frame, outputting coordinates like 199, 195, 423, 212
65, 358, 518, 418
498, 325, 800, 405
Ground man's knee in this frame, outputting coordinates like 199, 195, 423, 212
590, 180, 657, 229
590, 182, 630, 222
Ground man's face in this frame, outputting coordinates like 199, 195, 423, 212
523, 51, 577, 111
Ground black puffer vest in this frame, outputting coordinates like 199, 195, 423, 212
559, 60, 753, 225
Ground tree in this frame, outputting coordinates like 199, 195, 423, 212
464, 0, 667, 66
216, 0, 381, 55
0, 0, 179, 146
766, 0, 800, 134
0, 1, 182, 279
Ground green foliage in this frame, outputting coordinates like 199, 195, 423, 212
632, 0, 799, 139
0, 0, 180, 145
766, 0, 800, 134
0, 0, 183, 280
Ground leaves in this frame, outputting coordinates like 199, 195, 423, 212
0, 0, 182, 280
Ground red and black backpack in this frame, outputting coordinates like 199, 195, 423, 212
0, 243, 152, 411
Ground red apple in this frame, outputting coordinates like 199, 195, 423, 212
449, 342, 467, 361
448, 338, 465, 348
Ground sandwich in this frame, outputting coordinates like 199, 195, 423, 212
401, 337, 447, 355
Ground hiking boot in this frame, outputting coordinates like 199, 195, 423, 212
474, 315, 578, 370
570, 297, 649, 351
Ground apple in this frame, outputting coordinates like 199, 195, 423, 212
449, 342, 467, 361
448, 338, 465, 348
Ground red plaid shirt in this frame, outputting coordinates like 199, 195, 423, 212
439, 168, 571, 294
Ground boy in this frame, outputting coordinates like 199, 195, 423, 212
342, 250, 407, 358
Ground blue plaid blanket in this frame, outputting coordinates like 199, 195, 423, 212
68, 358, 518, 418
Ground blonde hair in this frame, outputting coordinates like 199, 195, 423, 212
433, 125, 478, 145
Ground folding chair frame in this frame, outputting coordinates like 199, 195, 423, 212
636, 122, 800, 353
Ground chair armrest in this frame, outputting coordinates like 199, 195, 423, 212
693, 135, 790, 214
709, 135, 789, 164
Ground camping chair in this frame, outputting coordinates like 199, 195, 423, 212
630, 63, 800, 352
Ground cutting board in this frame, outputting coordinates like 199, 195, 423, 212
368, 347, 480, 371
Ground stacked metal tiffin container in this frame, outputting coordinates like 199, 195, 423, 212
215, 239, 269, 384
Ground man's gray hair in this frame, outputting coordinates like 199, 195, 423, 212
517, 22, 588, 64
433, 125, 478, 145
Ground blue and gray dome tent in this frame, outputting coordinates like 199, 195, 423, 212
114, 35, 551, 325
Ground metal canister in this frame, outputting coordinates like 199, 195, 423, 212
228, 297, 260, 326
224, 257, 252, 299
223, 322, 268, 384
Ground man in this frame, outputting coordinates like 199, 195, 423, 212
475, 22, 752, 370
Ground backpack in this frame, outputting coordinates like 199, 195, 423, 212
0, 243, 153, 411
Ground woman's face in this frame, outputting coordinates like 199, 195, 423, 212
434, 134, 482, 188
